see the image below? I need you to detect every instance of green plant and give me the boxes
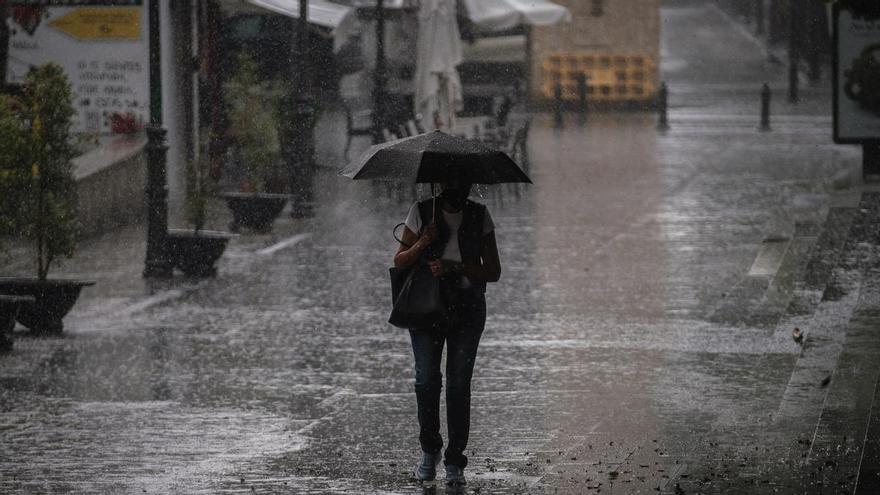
[0,94,28,260]
[185,134,216,233]
[9,63,80,280]
[225,51,282,193]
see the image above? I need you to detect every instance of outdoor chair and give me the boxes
[344,104,374,160]
[510,118,531,173]
[405,120,419,136]
[382,128,398,142]
[494,96,513,127]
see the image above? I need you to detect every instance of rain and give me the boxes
[1,0,879,494]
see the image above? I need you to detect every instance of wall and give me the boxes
[75,137,148,237]
[529,0,662,105]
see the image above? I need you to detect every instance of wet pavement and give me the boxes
[2,4,880,494]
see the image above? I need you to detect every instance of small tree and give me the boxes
[225,51,281,192]
[0,94,29,260]
[15,63,80,280]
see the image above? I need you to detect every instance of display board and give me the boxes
[833,0,880,143]
[6,1,148,134]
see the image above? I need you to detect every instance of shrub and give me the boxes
[224,51,282,192]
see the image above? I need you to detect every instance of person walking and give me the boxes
[393,180,501,487]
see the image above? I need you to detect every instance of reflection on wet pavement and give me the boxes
[0,4,871,495]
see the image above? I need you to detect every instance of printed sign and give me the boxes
[833,1,880,143]
[6,2,148,134]
[50,8,141,40]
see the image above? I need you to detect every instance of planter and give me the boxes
[166,229,234,278]
[0,295,35,351]
[218,192,288,233]
[0,279,94,335]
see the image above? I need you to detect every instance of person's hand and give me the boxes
[428,259,446,277]
[429,259,461,278]
[417,223,438,249]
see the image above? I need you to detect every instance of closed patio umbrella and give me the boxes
[414,0,463,132]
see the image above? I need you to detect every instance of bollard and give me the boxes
[554,82,564,127]
[576,72,588,116]
[788,58,799,104]
[788,3,799,104]
[760,83,771,131]
[864,143,880,179]
[657,82,669,131]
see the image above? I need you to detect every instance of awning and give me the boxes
[461,0,571,31]
[462,35,526,64]
[221,0,351,29]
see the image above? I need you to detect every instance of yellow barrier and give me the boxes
[541,53,658,102]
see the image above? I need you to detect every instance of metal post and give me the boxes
[372,0,388,142]
[553,82,564,128]
[760,83,771,131]
[144,0,172,278]
[756,0,765,35]
[864,143,880,179]
[524,25,533,110]
[657,82,669,130]
[769,0,782,44]
[0,1,9,87]
[806,1,821,83]
[576,72,588,117]
[788,0,800,103]
[286,0,315,218]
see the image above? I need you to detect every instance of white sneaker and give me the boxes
[445,464,466,486]
[413,451,441,481]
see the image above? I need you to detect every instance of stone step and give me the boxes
[763,194,880,492]
[784,193,880,493]
[707,222,822,329]
[804,207,860,292]
[807,314,880,493]
[767,208,857,339]
[855,364,880,494]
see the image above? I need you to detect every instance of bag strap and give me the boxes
[393,222,413,248]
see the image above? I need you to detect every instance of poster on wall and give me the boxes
[6,1,148,134]
[834,1,880,143]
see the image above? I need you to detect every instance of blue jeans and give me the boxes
[409,291,486,469]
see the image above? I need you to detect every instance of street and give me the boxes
[1,3,878,494]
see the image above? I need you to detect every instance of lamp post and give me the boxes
[143,0,173,278]
[0,2,8,86]
[787,0,799,104]
[284,0,316,218]
[755,0,764,36]
[372,0,388,142]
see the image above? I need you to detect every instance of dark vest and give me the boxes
[417,198,487,294]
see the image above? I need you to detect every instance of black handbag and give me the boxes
[388,223,446,328]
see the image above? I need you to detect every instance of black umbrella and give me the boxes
[339,130,532,184]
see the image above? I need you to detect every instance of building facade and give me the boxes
[529,0,662,106]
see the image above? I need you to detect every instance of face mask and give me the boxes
[439,189,468,210]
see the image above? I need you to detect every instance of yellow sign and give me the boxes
[50,8,141,41]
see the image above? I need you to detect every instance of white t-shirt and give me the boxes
[404,201,495,262]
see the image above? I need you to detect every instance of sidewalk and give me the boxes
[1,3,880,495]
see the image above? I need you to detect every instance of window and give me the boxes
[591,0,603,17]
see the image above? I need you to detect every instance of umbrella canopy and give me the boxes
[219,0,350,29]
[414,0,463,131]
[340,131,532,184]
